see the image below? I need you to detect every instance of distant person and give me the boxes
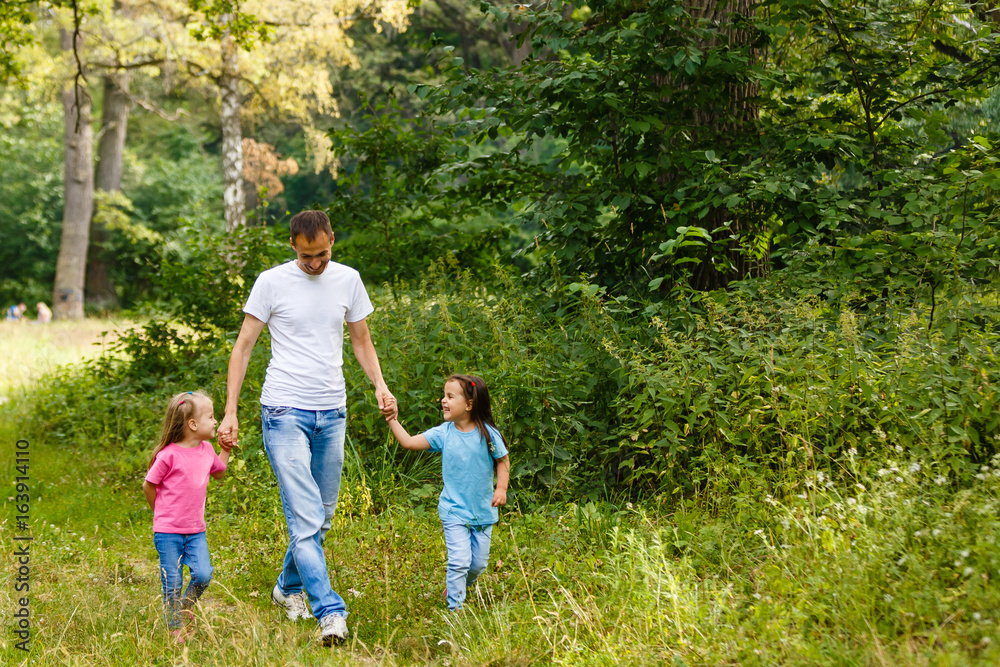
[5,302,26,321]
[218,210,396,645]
[143,391,232,643]
[386,374,510,611]
[36,302,52,324]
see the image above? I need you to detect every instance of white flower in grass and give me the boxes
[935,476,947,486]
[973,612,982,621]
[883,594,893,603]
[961,549,971,558]
[895,445,903,453]
[965,567,975,577]
[848,447,858,458]
[873,427,886,441]
[878,468,890,477]
[909,463,921,473]
[932,528,942,537]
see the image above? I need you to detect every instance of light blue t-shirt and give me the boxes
[422,422,509,526]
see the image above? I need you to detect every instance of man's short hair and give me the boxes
[289,210,333,242]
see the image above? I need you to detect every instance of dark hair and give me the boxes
[289,210,333,243]
[149,391,210,468]
[447,374,505,463]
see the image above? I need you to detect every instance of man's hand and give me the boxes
[218,414,239,450]
[377,385,398,421]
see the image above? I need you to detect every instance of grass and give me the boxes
[0,320,125,397]
[2,320,1000,665]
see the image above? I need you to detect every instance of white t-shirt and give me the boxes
[243,260,374,410]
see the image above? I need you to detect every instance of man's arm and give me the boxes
[218,314,265,449]
[347,318,397,420]
[142,481,157,509]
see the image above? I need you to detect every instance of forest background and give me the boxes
[3,0,1000,664]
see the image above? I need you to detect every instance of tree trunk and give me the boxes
[220,32,245,231]
[682,0,766,291]
[53,29,94,320]
[87,72,130,308]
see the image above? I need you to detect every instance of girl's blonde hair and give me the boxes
[148,391,210,469]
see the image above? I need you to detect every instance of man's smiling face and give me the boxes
[291,231,334,275]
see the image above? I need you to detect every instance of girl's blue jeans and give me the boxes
[443,522,493,610]
[261,405,348,621]
[153,531,213,629]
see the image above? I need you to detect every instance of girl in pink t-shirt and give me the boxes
[143,391,231,640]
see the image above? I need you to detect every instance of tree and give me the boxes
[52,28,94,319]
[188,0,414,229]
[87,71,130,307]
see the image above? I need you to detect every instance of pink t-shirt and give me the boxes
[145,441,226,534]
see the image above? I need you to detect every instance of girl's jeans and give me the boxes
[154,532,213,629]
[443,522,493,610]
[261,405,348,620]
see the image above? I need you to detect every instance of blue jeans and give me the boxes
[153,532,213,629]
[443,522,493,610]
[261,405,347,620]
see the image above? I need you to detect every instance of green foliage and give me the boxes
[155,221,289,334]
[0,98,64,307]
[327,95,515,284]
[0,99,227,309]
[185,0,273,49]
[38,241,1000,505]
[613,279,1000,500]
[329,0,1000,295]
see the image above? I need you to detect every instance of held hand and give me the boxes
[491,489,507,507]
[377,386,398,421]
[218,414,239,450]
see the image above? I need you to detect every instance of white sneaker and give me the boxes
[271,584,312,620]
[319,613,348,645]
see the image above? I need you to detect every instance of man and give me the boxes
[218,210,396,645]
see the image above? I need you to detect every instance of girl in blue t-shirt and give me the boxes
[387,374,510,610]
